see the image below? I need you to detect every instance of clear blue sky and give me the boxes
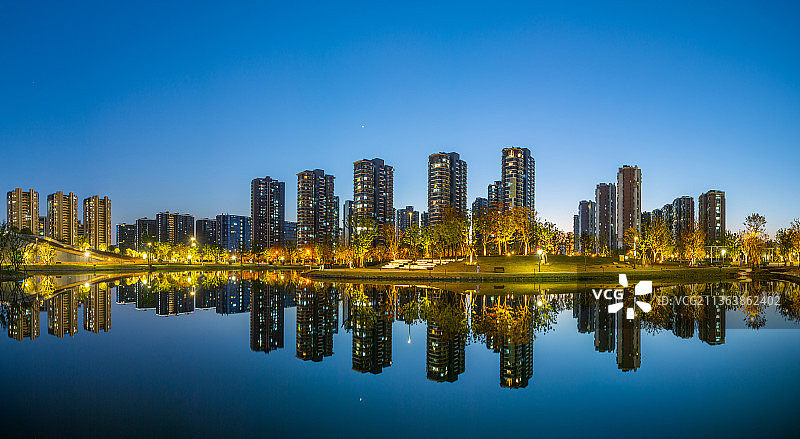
[2,1,798,236]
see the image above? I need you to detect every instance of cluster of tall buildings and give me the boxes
[117,212,256,253]
[572,165,641,253]
[11,146,538,255]
[6,188,111,249]
[471,147,536,219]
[646,190,726,245]
[573,166,727,253]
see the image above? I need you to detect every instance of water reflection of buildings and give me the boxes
[251,282,285,354]
[156,290,195,316]
[473,295,501,352]
[216,279,251,315]
[194,287,218,310]
[427,291,465,383]
[698,303,725,345]
[616,306,641,372]
[48,289,79,338]
[594,296,615,353]
[351,286,393,374]
[84,284,111,333]
[573,285,733,373]
[296,284,338,362]
[7,301,40,341]
[500,297,534,389]
[116,282,138,304]
[672,303,694,339]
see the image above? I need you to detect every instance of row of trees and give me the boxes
[0,223,59,271]
[329,206,567,268]
[618,213,799,267]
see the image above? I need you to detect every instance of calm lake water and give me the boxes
[1,270,799,438]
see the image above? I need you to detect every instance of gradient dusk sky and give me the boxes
[2,1,798,236]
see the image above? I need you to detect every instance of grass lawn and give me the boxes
[432,254,679,273]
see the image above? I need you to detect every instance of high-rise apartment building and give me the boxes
[297,169,338,246]
[427,152,467,224]
[116,224,136,251]
[156,212,195,245]
[83,195,111,250]
[195,218,217,246]
[575,200,597,254]
[652,203,673,230]
[353,158,394,227]
[698,190,726,244]
[342,200,354,245]
[251,177,285,251]
[396,206,419,234]
[487,181,502,206]
[135,218,157,250]
[471,197,489,217]
[615,165,641,249]
[6,188,39,234]
[672,196,695,244]
[216,214,252,252]
[501,147,535,211]
[47,191,78,245]
[595,183,616,252]
[282,221,297,246]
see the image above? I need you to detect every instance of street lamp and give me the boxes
[721,249,726,266]
[633,236,638,269]
[537,248,543,273]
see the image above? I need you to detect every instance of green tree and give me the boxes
[76,235,90,251]
[402,225,422,261]
[681,223,706,266]
[352,217,378,268]
[493,209,515,255]
[35,242,56,265]
[742,213,767,266]
[153,242,172,262]
[640,217,671,263]
[471,205,495,256]
[512,206,536,255]
[380,223,400,261]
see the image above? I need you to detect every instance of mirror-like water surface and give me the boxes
[1,271,799,438]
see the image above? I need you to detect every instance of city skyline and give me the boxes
[2,2,799,236]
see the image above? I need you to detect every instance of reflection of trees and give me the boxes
[347,285,393,374]
[472,295,555,344]
[425,290,465,382]
[0,281,40,341]
[296,283,338,362]
[777,281,800,322]
[740,282,767,329]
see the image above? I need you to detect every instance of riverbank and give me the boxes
[0,270,28,281]
[13,263,308,276]
[304,265,743,283]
